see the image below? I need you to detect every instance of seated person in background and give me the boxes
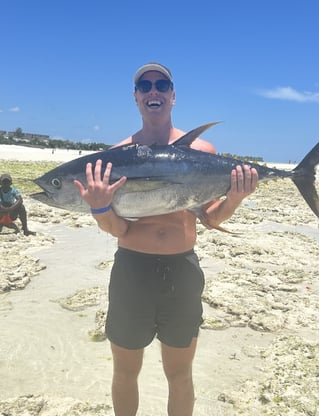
[0,173,36,236]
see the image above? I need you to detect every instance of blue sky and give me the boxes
[1,0,318,162]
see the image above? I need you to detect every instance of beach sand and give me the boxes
[0,144,97,163]
[0,146,318,415]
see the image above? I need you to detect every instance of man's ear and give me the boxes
[171,91,176,105]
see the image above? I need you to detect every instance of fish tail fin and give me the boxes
[292,142,319,218]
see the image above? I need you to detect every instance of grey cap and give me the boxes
[134,62,173,84]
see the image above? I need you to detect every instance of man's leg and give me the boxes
[0,213,19,233]
[17,204,36,236]
[110,342,144,416]
[161,337,197,416]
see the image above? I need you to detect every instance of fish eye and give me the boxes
[51,178,62,189]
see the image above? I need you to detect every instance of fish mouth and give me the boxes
[30,191,67,210]
[30,191,53,202]
[31,179,55,204]
[31,179,52,200]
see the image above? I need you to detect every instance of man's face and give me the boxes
[134,71,175,117]
[1,180,11,191]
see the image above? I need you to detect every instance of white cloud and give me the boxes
[9,106,20,112]
[93,125,100,131]
[257,86,319,103]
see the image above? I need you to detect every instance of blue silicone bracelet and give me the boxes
[90,205,112,214]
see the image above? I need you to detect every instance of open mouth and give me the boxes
[31,180,54,202]
[147,100,161,108]
[30,191,51,201]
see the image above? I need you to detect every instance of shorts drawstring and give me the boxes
[156,259,174,294]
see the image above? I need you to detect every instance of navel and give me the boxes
[157,228,167,239]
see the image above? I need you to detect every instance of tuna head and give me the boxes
[32,169,89,211]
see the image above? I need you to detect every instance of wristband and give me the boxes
[90,205,112,214]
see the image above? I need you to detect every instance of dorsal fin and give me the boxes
[172,121,222,146]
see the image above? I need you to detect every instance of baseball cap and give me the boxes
[134,62,173,84]
[0,173,12,183]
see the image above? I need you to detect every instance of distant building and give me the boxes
[1,130,50,145]
[20,132,50,145]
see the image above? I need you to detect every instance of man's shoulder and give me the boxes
[190,138,217,154]
[110,136,133,149]
[9,186,20,196]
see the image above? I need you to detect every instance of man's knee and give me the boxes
[9,204,25,220]
[18,203,27,215]
[111,343,144,380]
[9,213,19,221]
[161,338,197,384]
[165,366,193,386]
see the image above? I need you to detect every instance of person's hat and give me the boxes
[0,173,12,184]
[134,62,173,84]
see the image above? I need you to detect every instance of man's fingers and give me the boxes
[103,162,112,184]
[110,176,127,192]
[93,159,103,183]
[251,168,258,190]
[243,165,251,192]
[86,162,94,184]
[231,165,258,194]
[73,180,85,194]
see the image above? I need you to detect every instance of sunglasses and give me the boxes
[135,79,173,93]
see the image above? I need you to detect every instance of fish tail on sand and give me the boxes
[291,142,319,218]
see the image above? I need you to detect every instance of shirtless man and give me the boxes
[75,63,258,416]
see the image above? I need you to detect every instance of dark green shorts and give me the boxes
[106,247,205,349]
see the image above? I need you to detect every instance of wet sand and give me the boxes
[0,147,318,415]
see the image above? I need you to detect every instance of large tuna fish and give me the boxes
[32,122,319,220]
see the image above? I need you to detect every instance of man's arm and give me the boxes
[202,165,258,229]
[8,195,23,211]
[91,209,130,237]
[0,193,23,213]
[191,138,258,229]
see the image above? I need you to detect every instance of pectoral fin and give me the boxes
[190,207,240,234]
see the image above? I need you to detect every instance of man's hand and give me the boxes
[226,165,258,204]
[74,160,127,209]
[194,164,259,231]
